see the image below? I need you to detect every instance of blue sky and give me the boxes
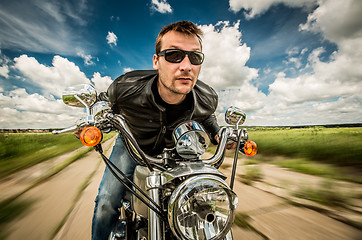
[0,0,361,128]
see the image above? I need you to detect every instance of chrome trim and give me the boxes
[62,84,97,108]
[202,127,232,165]
[225,106,246,128]
[133,166,150,218]
[52,116,91,135]
[168,175,238,240]
[163,162,226,183]
[52,125,77,135]
[173,121,209,159]
[147,171,163,240]
[91,101,111,119]
[105,113,163,164]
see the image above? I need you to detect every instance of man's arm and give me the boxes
[201,113,220,145]
[202,113,237,149]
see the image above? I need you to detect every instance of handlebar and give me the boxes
[105,112,232,166]
[52,125,78,135]
[53,111,236,167]
[203,127,231,165]
[104,113,163,165]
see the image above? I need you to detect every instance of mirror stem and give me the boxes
[74,95,91,115]
[229,129,242,190]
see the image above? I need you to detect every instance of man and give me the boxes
[92,20,221,240]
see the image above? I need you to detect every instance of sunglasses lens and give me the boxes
[165,50,186,63]
[188,52,204,65]
[161,49,204,65]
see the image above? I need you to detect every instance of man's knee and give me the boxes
[94,194,119,217]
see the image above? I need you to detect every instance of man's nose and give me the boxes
[179,54,192,71]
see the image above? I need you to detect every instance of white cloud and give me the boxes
[198,21,265,123]
[301,48,308,55]
[267,0,362,106]
[77,50,95,66]
[0,55,107,128]
[299,0,362,44]
[199,21,259,90]
[215,0,362,126]
[1,88,72,114]
[106,32,118,47]
[284,47,307,69]
[150,0,173,14]
[0,54,97,128]
[0,65,9,78]
[227,0,362,126]
[0,53,119,128]
[0,89,84,129]
[14,55,90,98]
[123,67,134,73]
[0,52,11,78]
[229,0,316,19]
[91,72,113,93]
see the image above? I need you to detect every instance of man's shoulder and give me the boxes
[193,80,218,111]
[115,70,157,84]
[194,80,217,98]
[107,70,157,105]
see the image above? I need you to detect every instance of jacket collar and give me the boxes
[145,72,196,116]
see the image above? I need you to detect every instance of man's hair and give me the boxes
[155,20,204,54]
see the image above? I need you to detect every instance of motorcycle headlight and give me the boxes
[168,175,238,240]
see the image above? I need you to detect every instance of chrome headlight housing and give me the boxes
[173,121,209,159]
[168,175,238,240]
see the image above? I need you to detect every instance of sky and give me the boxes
[0,0,361,128]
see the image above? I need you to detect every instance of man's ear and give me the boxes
[153,54,159,70]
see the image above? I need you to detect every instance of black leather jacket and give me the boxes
[107,70,220,155]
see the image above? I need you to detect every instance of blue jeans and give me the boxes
[92,134,137,240]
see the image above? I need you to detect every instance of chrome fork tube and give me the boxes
[146,171,163,240]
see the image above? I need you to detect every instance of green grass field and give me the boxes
[1,127,361,180]
[0,132,116,179]
[207,127,362,183]
[248,127,362,166]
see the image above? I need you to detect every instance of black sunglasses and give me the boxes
[158,49,204,65]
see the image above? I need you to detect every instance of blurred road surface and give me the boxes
[1,137,361,240]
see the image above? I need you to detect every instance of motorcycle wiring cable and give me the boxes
[94,144,167,222]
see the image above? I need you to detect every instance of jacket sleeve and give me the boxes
[201,113,220,145]
[106,74,122,114]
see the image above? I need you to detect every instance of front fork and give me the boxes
[146,171,164,240]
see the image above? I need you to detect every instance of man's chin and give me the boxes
[174,85,193,95]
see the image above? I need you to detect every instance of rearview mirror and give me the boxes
[62,84,97,108]
[225,106,246,127]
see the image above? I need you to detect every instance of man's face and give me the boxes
[153,31,202,100]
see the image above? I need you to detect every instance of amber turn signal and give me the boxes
[80,126,103,147]
[242,140,257,157]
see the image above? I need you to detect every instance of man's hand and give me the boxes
[73,128,83,139]
[214,135,237,150]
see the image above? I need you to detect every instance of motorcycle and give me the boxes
[53,84,257,240]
